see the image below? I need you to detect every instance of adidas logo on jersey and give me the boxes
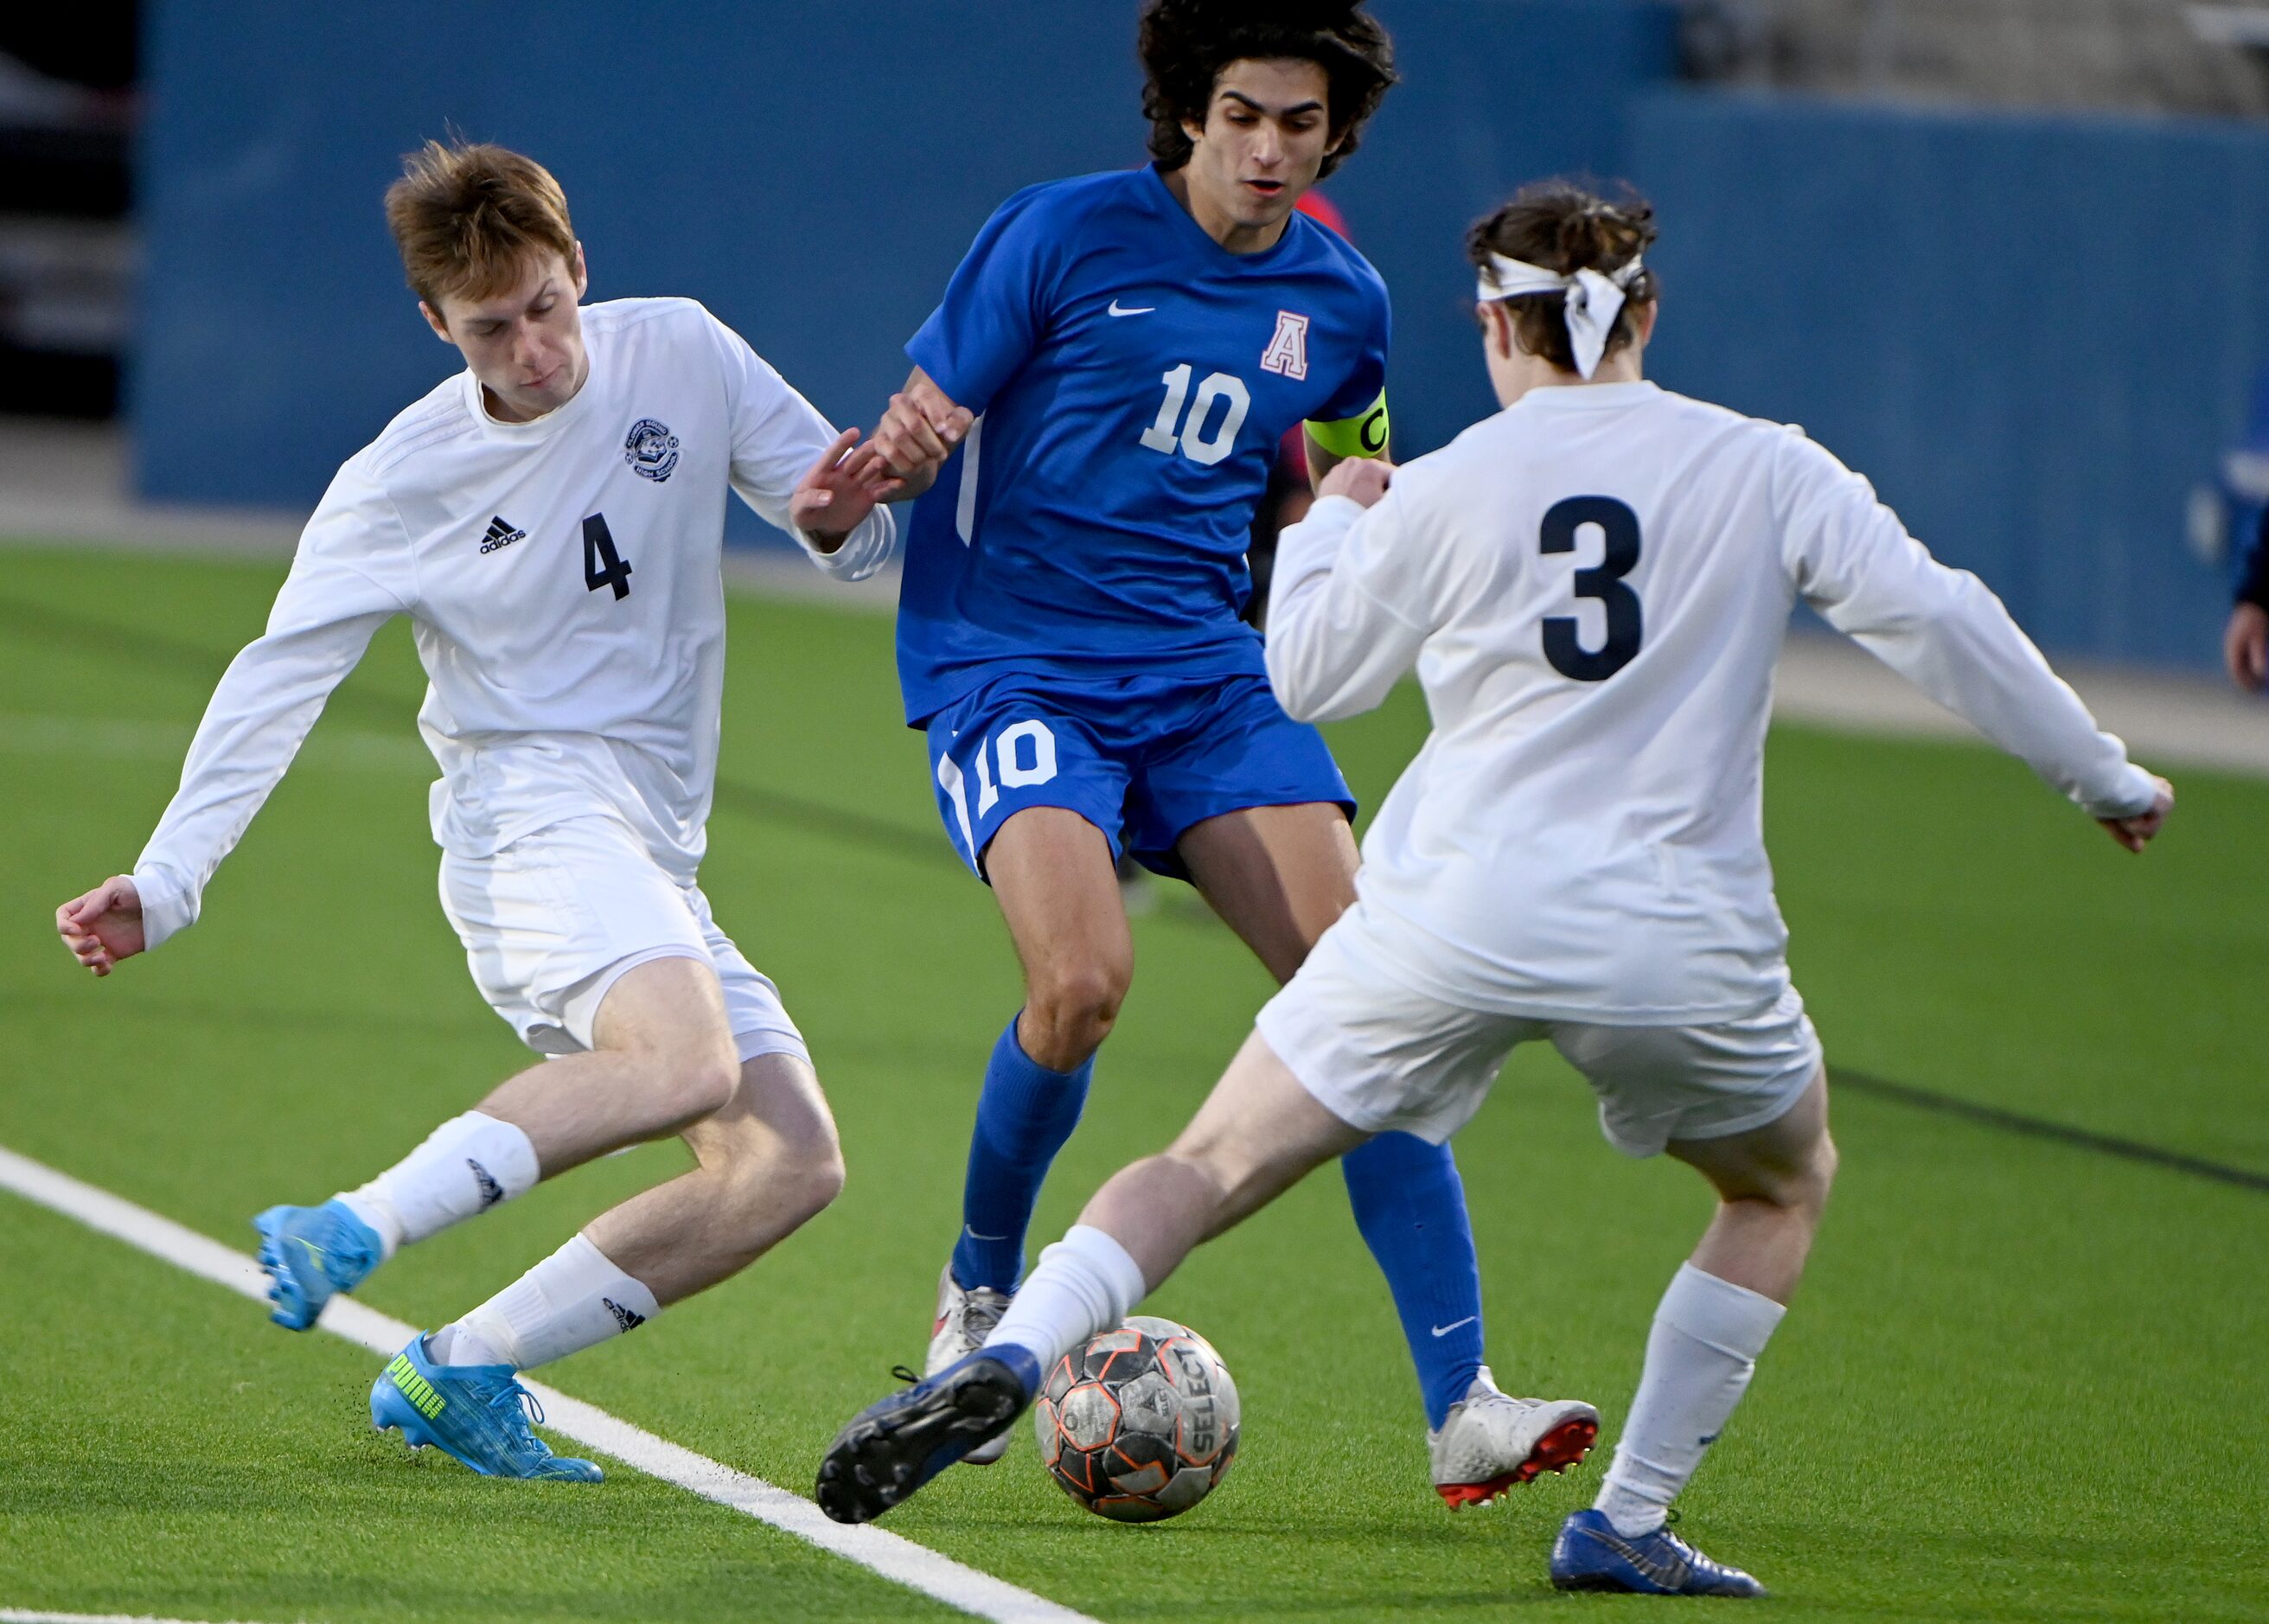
[477,515,527,555]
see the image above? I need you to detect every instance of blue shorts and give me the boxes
[924,671,1355,881]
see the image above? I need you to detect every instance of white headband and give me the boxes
[1476,252,1646,380]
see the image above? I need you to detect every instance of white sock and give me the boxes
[336,1111,539,1256]
[444,1233,660,1371]
[425,1322,503,1367]
[1595,1263,1786,1538]
[984,1224,1147,1371]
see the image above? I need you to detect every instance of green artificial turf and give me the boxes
[0,544,2263,1621]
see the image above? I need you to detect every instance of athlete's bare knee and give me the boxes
[687,1048,744,1120]
[1703,1122,1836,1222]
[1767,1111,1838,1214]
[777,1120,847,1225]
[1789,1128,1838,1215]
[1023,960,1129,1066]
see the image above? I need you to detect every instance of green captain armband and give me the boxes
[1305,391,1390,461]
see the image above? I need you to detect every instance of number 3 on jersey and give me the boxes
[1540,496,1642,681]
[583,513,633,601]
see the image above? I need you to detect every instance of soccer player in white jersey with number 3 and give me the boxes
[54,142,932,1481]
[817,180,2174,1588]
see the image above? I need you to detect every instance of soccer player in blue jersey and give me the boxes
[847,0,1595,1505]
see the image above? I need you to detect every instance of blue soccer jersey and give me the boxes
[896,166,1391,724]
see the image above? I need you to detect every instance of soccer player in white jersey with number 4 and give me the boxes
[817,180,2174,1589]
[54,142,929,1481]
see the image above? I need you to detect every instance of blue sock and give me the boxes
[1341,1132,1486,1429]
[949,1014,1095,1294]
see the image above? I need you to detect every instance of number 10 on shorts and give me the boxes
[937,720,1059,859]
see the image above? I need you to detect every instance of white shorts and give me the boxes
[438,815,809,1066]
[1256,917,1821,1158]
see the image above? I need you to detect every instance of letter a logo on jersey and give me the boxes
[1260,310,1310,380]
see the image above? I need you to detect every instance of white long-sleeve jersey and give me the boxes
[1269,379,2157,1023]
[131,297,894,949]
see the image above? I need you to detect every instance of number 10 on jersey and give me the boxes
[936,720,1060,862]
[1141,365,1250,467]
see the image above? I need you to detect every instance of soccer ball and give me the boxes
[1032,1314,1241,1523]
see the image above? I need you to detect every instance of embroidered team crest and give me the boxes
[1260,310,1310,380]
[624,418,681,482]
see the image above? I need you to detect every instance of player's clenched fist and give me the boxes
[868,368,975,496]
[2097,774,2174,854]
[1318,454,1393,509]
[56,875,144,976]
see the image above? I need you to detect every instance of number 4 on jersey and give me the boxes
[583,513,633,600]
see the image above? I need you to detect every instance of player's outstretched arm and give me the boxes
[867,368,974,498]
[108,464,408,958]
[1778,433,2167,841]
[56,876,144,977]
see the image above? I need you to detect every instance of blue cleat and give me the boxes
[1550,1509,1767,1596]
[815,1347,1041,1524]
[253,1200,382,1330]
[369,1334,602,1482]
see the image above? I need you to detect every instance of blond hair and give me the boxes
[384,140,576,314]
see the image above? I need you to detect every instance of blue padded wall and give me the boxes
[134,0,1676,523]
[1629,91,2269,669]
[140,5,2257,667]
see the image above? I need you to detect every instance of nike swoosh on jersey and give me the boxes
[1430,1316,1478,1338]
[1107,301,1155,316]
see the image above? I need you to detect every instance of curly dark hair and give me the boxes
[1138,0,1397,180]
[1467,179,1660,373]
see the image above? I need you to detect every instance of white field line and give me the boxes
[0,1145,1097,1624]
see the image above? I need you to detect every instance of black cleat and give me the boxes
[815,1351,1038,1524]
